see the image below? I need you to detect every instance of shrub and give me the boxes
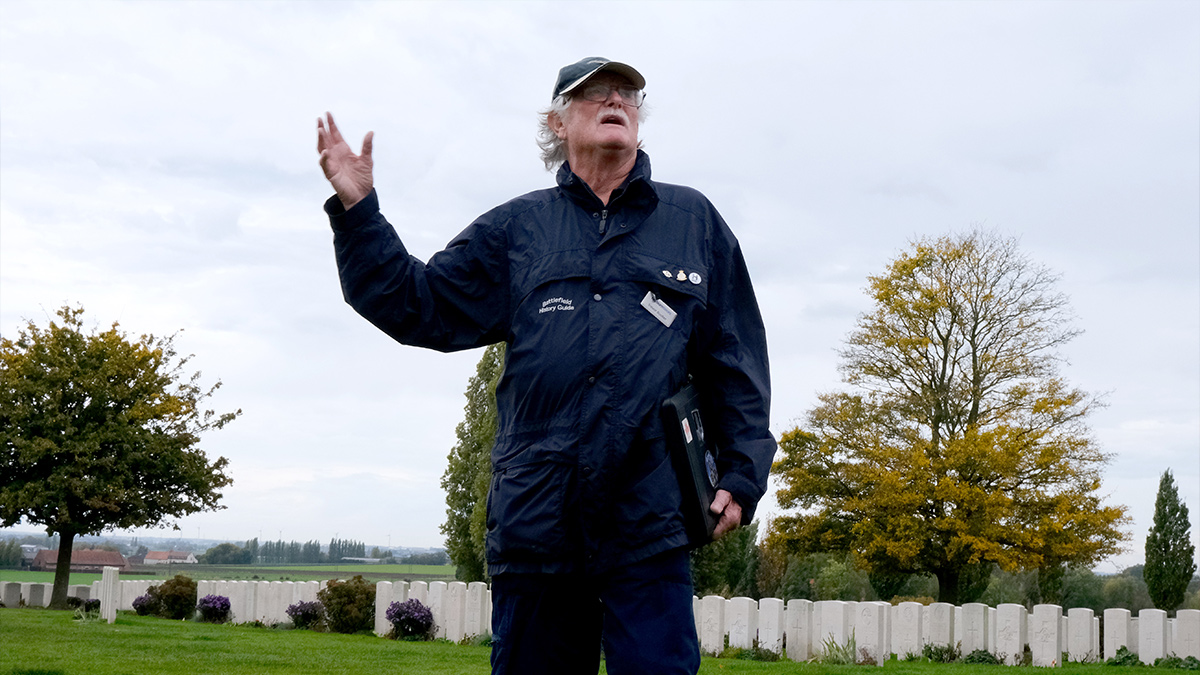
[922,641,962,663]
[1155,656,1200,670]
[318,576,375,634]
[386,598,435,640]
[132,592,160,616]
[286,601,325,630]
[196,594,231,623]
[155,575,199,620]
[964,648,1001,665]
[1106,646,1143,667]
[819,634,858,665]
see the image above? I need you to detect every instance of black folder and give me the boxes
[661,382,720,543]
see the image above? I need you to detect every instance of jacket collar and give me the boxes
[556,149,658,211]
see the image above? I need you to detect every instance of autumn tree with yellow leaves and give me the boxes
[769,231,1128,605]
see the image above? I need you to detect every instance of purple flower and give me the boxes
[386,599,434,639]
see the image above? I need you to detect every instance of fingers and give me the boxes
[711,489,743,539]
[361,131,374,160]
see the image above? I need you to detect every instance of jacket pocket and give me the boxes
[485,460,575,562]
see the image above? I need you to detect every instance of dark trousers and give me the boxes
[489,548,701,675]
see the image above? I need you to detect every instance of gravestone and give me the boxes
[786,599,814,662]
[1104,608,1132,660]
[727,597,758,650]
[996,603,1028,665]
[1176,610,1200,660]
[962,603,990,655]
[409,581,428,606]
[1067,608,1095,663]
[989,607,997,656]
[927,602,956,649]
[445,582,467,643]
[375,581,395,636]
[68,584,91,600]
[99,566,119,624]
[693,597,702,644]
[856,601,888,665]
[1030,604,1063,667]
[2,582,22,608]
[955,606,964,650]
[698,595,726,655]
[1139,609,1170,665]
[893,601,924,659]
[466,582,489,639]
[759,598,785,655]
[26,583,48,608]
[428,581,447,639]
[814,600,851,656]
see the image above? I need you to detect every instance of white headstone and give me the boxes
[893,601,924,659]
[1,582,22,607]
[1103,608,1132,660]
[428,581,447,639]
[27,583,49,608]
[465,582,488,639]
[254,581,273,624]
[1176,610,1200,660]
[927,602,956,648]
[996,603,1028,666]
[409,581,428,606]
[816,600,852,655]
[759,598,785,655]
[445,582,467,643]
[1031,604,1063,667]
[1131,617,1140,655]
[857,601,888,665]
[786,599,814,662]
[1067,608,1095,663]
[962,603,990,655]
[698,595,726,655]
[955,605,964,650]
[375,581,394,637]
[100,566,119,623]
[989,606,998,656]
[1139,608,1169,665]
[693,596,702,644]
[727,597,758,650]
[68,584,90,600]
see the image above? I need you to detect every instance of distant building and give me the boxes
[31,549,129,572]
[144,550,197,565]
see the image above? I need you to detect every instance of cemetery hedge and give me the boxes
[0,609,1165,675]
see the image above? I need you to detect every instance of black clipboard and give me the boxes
[661,381,720,543]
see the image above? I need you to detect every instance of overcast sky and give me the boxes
[1,1,1196,571]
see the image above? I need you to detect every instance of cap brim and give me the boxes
[558,60,645,97]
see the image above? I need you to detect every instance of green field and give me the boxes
[0,608,1158,675]
[0,563,457,586]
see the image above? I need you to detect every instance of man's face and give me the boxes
[553,72,640,158]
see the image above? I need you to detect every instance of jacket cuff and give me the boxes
[717,473,760,526]
[325,189,380,232]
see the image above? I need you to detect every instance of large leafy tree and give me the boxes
[440,342,504,582]
[1144,469,1197,610]
[770,231,1128,604]
[0,306,239,608]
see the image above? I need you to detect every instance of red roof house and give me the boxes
[31,549,129,572]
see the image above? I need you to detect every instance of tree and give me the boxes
[440,343,504,582]
[0,306,239,608]
[770,231,1128,604]
[201,542,252,565]
[1144,469,1197,611]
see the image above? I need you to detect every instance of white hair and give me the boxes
[536,94,650,172]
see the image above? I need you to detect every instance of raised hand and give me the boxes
[317,112,374,211]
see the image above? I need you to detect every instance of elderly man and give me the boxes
[317,57,774,674]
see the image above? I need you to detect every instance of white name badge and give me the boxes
[641,291,677,328]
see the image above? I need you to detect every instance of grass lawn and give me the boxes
[0,608,1156,675]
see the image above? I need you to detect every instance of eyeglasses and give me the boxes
[576,82,645,108]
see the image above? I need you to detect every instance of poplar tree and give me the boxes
[440,343,504,582]
[771,231,1128,604]
[1144,469,1197,611]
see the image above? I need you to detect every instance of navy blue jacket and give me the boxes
[327,151,775,575]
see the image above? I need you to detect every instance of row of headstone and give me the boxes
[0,582,93,608]
[692,596,1200,666]
[373,580,491,641]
